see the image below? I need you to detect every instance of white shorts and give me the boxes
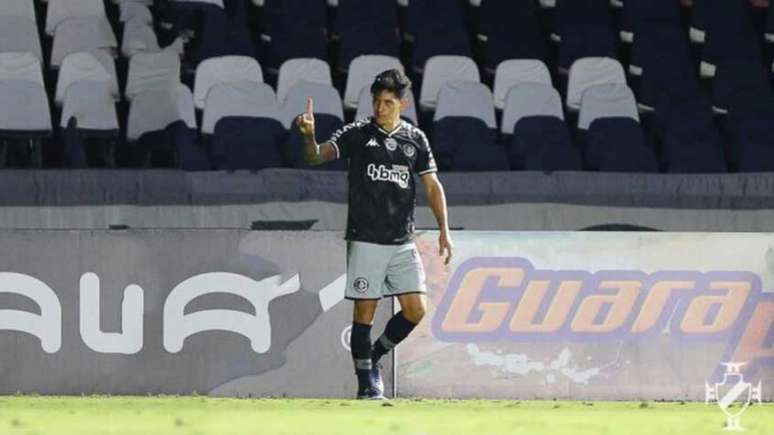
[345,240,427,300]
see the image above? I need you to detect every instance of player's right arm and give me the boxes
[295,98,338,166]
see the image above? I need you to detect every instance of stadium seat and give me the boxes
[586,117,655,171]
[629,24,691,77]
[210,116,287,171]
[433,81,497,129]
[733,119,774,172]
[201,81,277,135]
[577,84,639,131]
[60,81,119,135]
[194,56,263,109]
[189,1,255,67]
[118,1,153,25]
[660,102,728,173]
[0,79,52,167]
[712,61,771,114]
[125,46,182,101]
[500,84,564,136]
[0,17,43,63]
[51,17,118,69]
[619,0,681,44]
[355,86,419,126]
[46,0,109,36]
[56,52,119,107]
[121,18,162,58]
[0,0,37,21]
[511,116,580,170]
[555,0,617,71]
[478,0,546,74]
[128,84,198,142]
[0,52,44,86]
[343,55,404,109]
[700,11,760,79]
[334,0,400,71]
[433,117,509,171]
[566,57,626,110]
[261,0,328,71]
[276,58,333,103]
[492,60,552,110]
[407,0,472,73]
[432,82,505,171]
[419,56,480,111]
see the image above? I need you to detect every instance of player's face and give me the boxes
[372,90,407,128]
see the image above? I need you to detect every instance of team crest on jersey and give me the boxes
[366,138,379,148]
[384,138,398,151]
[353,277,369,293]
[401,143,416,158]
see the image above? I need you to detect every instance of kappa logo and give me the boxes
[366,138,379,148]
[366,163,410,189]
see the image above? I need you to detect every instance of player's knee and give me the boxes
[403,303,426,324]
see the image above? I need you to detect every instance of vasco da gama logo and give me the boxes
[432,258,774,379]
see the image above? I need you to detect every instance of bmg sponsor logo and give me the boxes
[432,257,774,379]
[367,163,410,189]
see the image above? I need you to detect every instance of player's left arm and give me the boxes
[421,173,453,265]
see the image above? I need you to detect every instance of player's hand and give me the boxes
[439,230,453,265]
[295,97,315,137]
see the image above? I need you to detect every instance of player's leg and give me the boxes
[345,241,391,399]
[373,242,427,364]
[351,299,379,398]
[372,292,426,364]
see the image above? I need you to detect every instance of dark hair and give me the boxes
[370,69,412,99]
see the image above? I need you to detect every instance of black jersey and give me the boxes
[328,117,437,245]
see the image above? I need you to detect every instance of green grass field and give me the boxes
[0,396,771,435]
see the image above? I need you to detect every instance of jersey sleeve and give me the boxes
[326,121,362,159]
[415,130,438,175]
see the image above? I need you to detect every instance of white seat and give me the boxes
[0,17,43,63]
[566,57,626,111]
[355,86,419,126]
[171,0,225,8]
[493,60,552,110]
[0,79,52,132]
[60,80,118,130]
[577,83,639,130]
[276,58,332,103]
[500,83,564,135]
[194,55,264,109]
[125,46,182,101]
[0,52,44,86]
[56,52,119,106]
[0,0,37,21]
[419,55,480,111]
[128,84,197,141]
[280,82,343,129]
[122,19,161,58]
[202,81,277,134]
[46,0,108,36]
[343,55,404,109]
[119,1,153,24]
[433,81,496,129]
[51,16,117,69]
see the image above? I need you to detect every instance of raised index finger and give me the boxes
[306,98,314,115]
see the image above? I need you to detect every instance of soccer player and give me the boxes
[296,69,453,400]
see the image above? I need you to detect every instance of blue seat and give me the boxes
[408,0,471,72]
[433,117,508,171]
[661,108,728,173]
[191,4,255,67]
[713,61,771,114]
[136,121,211,170]
[586,117,653,172]
[210,116,286,170]
[620,0,681,41]
[509,116,576,170]
[734,119,774,172]
[478,0,545,73]
[262,0,327,71]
